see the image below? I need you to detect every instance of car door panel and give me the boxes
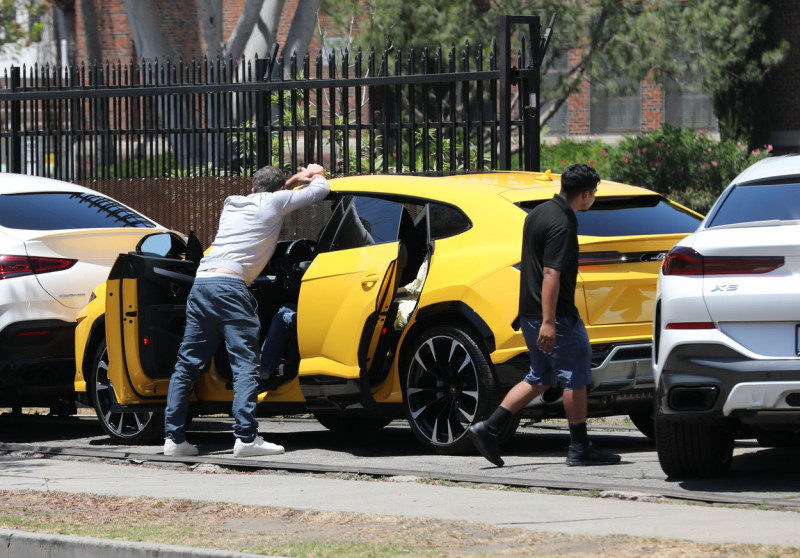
[297,241,400,380]
[105,252,196,402]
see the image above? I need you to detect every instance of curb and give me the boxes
[0,529,284,558]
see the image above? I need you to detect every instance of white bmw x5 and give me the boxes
[653,155,800,478]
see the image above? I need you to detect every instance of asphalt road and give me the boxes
[1,412,798,508]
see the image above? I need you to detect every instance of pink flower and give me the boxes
[711,161,718,167]
[737,141,745,150]
[642,147,648,153]
[701,162,709,169]
[752,149,761,157]
[623,157,629,164]
[767,144,774,152]
[698,129,704,135]
[707,147,712,153]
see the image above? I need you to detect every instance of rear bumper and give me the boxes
[590,342,654,393]
[495,341,656,417]
[656,343,800,424]
[0,320,76,405]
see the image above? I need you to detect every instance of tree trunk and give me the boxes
[197,0,223,60]
[282,0,320,65]
[222,0,266,60]
[243,0,285,66]
[122,0,175,62]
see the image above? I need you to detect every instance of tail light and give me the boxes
[662,246,784,276]
[0,255,77,279]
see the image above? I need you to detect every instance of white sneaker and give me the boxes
[164,439,199,456]
[233,435,284,458]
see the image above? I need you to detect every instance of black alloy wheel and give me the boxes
[89,339,164,444]
[403,325,500,454]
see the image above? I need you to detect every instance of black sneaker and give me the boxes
[468,421,504,467]
[566,442,621,466]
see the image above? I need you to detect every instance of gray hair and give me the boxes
[252,166,286,193]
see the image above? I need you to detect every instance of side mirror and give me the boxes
[137,232,187,258]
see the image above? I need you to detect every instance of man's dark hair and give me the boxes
[560,163,600,199]
[252,166,286,193]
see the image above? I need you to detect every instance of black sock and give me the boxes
[568,422,588,447]
[485,406,512,435]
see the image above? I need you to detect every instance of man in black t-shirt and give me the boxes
[468,164,620,467]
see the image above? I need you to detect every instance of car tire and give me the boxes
[629,409,655,440]
[655,418,734,478]
[312,411,394,434]
[402,324,500,455]
[89,339,164,445]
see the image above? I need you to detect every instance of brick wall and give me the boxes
[641,76,663,132]
[74,0,304,63]
[567,49,590,135]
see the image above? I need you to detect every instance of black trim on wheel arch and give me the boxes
[413,302,496,354]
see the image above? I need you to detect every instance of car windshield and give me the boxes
[0,192,157,230]
[519,195,701,236]
[707,182,800,227]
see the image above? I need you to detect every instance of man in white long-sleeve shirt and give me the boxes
[164,164,330,458]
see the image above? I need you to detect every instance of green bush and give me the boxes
[605,125,719,195]
[541,138,612,177]
[541,125,773,214]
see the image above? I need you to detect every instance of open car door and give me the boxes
[296,195,418,406]
[104,232,197,403]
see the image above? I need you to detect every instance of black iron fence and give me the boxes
[0,15,549,244]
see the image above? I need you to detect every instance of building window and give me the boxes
[542,50,568,136]
[590,76,641,135]
[664,80,717,130]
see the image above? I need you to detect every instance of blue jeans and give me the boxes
[164,276,261,443]
[260,303,297,372]
[521,315,592,390]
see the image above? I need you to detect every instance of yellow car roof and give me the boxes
[328,171,658,204]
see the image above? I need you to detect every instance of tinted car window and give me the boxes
[707,182,800,227]
[352,197,405,244]
[519,195,701,236]
[428,203,471,239]
[324,196,407,251]
[0,192,156,230]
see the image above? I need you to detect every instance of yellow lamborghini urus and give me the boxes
[74,171,702,453]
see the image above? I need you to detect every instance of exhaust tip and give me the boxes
[668,386,719,411]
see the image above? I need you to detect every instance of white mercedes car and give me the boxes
[653,155,800,478]
[0,173,164,413]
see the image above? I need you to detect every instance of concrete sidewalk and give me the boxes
[1,455,799,551]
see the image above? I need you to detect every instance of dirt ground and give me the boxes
[1,489,798,557]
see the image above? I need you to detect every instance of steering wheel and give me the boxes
[285,238,316,267]
[282,239,316,294]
